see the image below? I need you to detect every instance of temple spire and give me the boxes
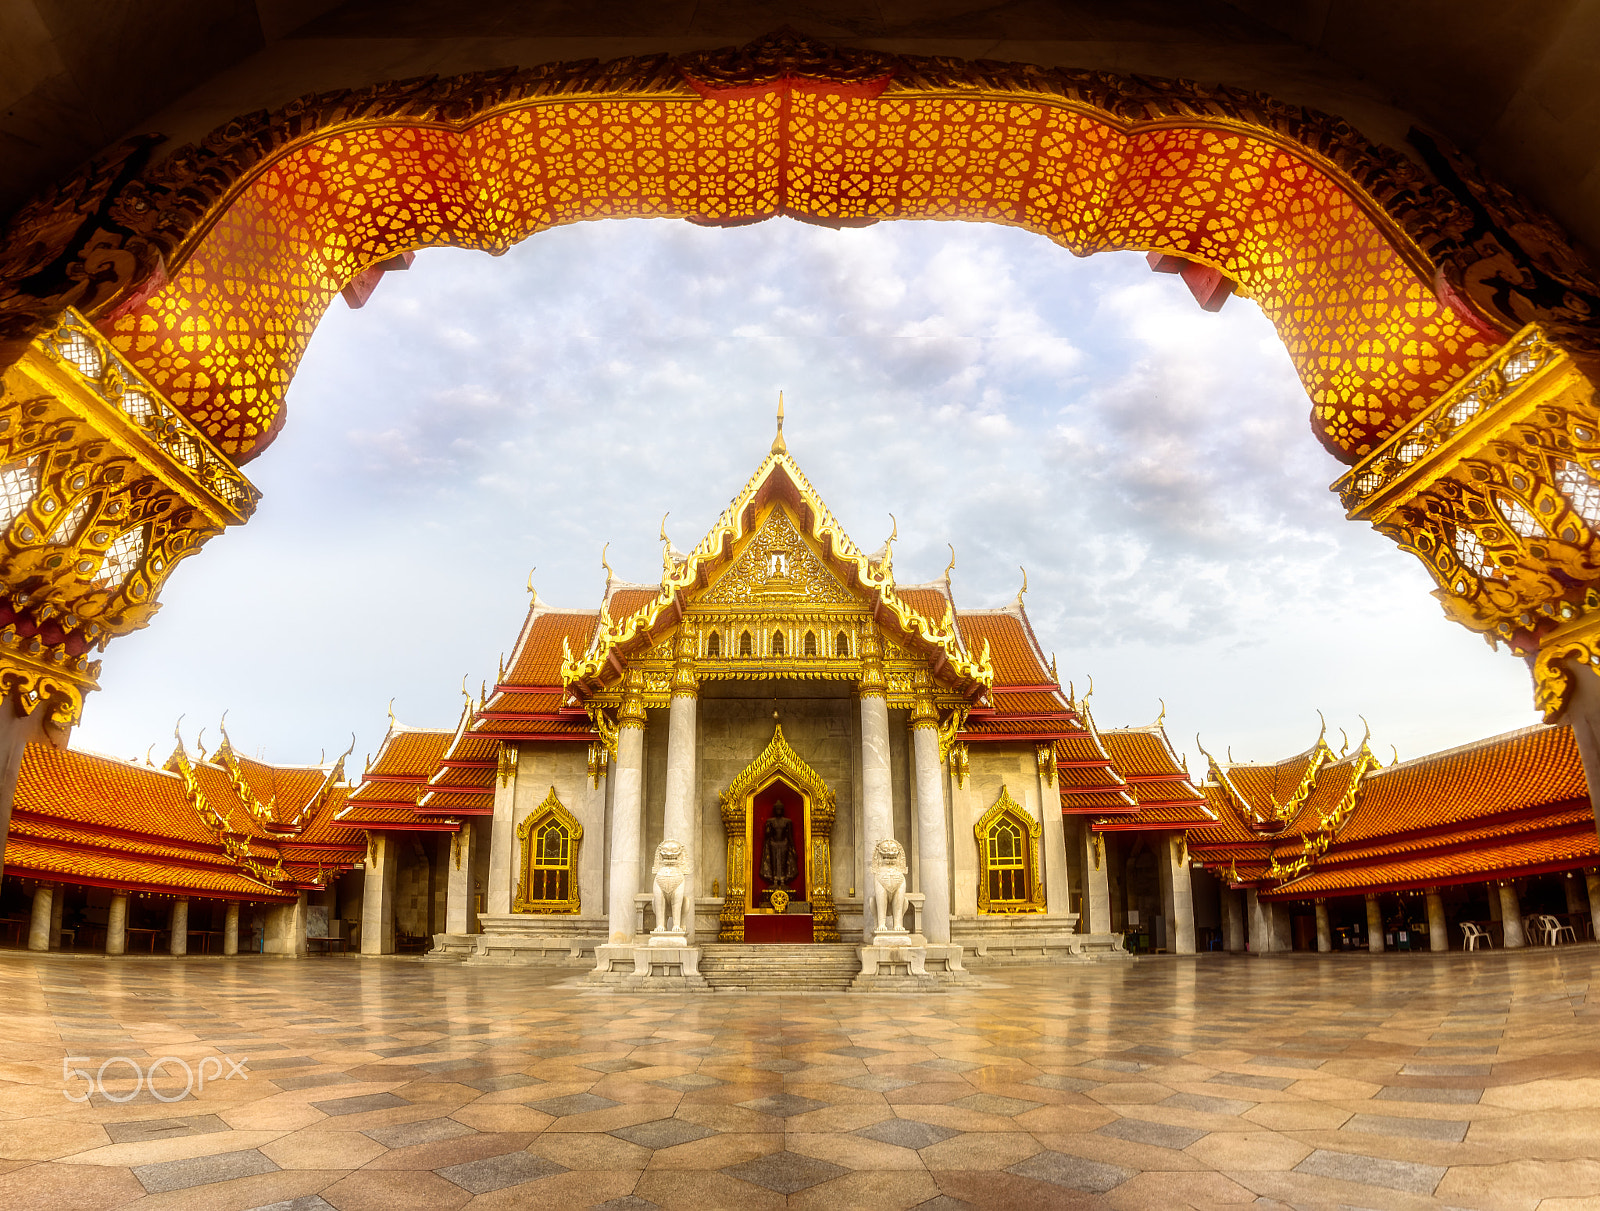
[771,391,786,454]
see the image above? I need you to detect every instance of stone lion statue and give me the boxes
[870,837,909,935]
[651,839,690,936]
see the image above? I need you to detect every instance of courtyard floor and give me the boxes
[0,949,1597,1210]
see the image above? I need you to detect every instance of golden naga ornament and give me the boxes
[1336,325,1600,718]
[0,309,256,724]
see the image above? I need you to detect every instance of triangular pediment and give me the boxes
[692,505,863,609]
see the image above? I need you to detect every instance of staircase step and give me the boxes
[696,942,861,990]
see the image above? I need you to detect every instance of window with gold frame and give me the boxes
[514,788,582,914]
[974,785,1046,914]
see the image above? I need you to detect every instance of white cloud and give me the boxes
[73,218,1536,774]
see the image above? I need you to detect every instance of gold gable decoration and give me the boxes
[514,787,582,914]
[697,507,857,607]
[560,452,993,697]
[974,784,1046,915]
[716,723,839,943]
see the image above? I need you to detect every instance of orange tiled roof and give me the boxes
[955,608,1051,687]
[502,608,600,687]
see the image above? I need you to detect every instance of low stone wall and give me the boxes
[456,913,609,966]
[952,914,1129,964]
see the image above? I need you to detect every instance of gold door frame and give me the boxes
[718,723,839,943]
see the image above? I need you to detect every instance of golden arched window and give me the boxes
[739,629,753,656]
[515,789,582,913]
[771,629,785,655]
[706,630,721,657]
[835,630,849,656]
[975,786,1045,914]
[804,630,818,656]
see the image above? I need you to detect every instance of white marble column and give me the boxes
[49,886,64,949]
[106,891,127,955]
[1498,882,1526,948]
[607,674,648,944]
[27,883,52,951]
[265,890,307,957]
[859,692,893,937]
[911,717,950,943]
[168,898,189,956]
[1314,900,1332,952]
[1080,828,1111,934]
[1586,872,1600,940]
[445,823,477,935]
[1222,887,1245,952]
[1426,890,1448,951]
[223,901,239,955]
[1034,747,1071,917]
[361,833,398,955]
[662,629,699,937]
[1157,833,1195,954]
[1365,893,1384,953]
[487,743,517,915]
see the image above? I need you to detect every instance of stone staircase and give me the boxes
[697,943,861,991]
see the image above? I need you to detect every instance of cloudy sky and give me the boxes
[73,218,1536,774]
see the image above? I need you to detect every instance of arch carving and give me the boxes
[717,722,838,943]
[514,787,582,914]
[1,31,1593,464]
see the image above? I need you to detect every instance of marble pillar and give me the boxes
[1586,872,1600,940]
[361,834,398,955]
[445,822,477,935]
[662,653,698,938]
[1080,828,1111,934]
[49,885,63,949]
[1498,883,1526,948]
[911,719,950,943]
[1247,889,1287,953]
[1365,893,1384,953]
[1157,833,1195,954]
[607,676,647,944]
[106,891,127,955]
[265,891,307,957]
[859,675,893,937]
[487,744,517,916]
[1222,887,1245,952]
[1426,890,1448,952]
[223,901,239,955]
[27,883,52,951]
[1314,900,1331,952]
[1036,748,1070,916]
[168,898,188,955]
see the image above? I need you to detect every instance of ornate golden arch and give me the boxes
[975,784,1045,915]
[514,787,582,914]
[717,723,838,942]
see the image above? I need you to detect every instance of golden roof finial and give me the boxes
[944,543,956,582]
[387,697,396,729]
[1154,698,1167,728]
[1390,744,1400,767]
[1339,728,1349,756]
[526,566,536,597]
[1358,714,1372,751]
[771,391,786,454]
[145,744,155,767]
[460,674,470,704]
[1018,565,1028,600]
[600,542,613,588]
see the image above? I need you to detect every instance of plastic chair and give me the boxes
[1546,914,1578,945]
[1462,922,1491,951]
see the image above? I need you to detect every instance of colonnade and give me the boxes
[21,883,244,955]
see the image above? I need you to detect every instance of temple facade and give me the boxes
[342,427,1219,982]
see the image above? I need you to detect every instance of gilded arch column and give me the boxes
[607,668,647,944]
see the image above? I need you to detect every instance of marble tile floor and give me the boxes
[2,948,1600,1210]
